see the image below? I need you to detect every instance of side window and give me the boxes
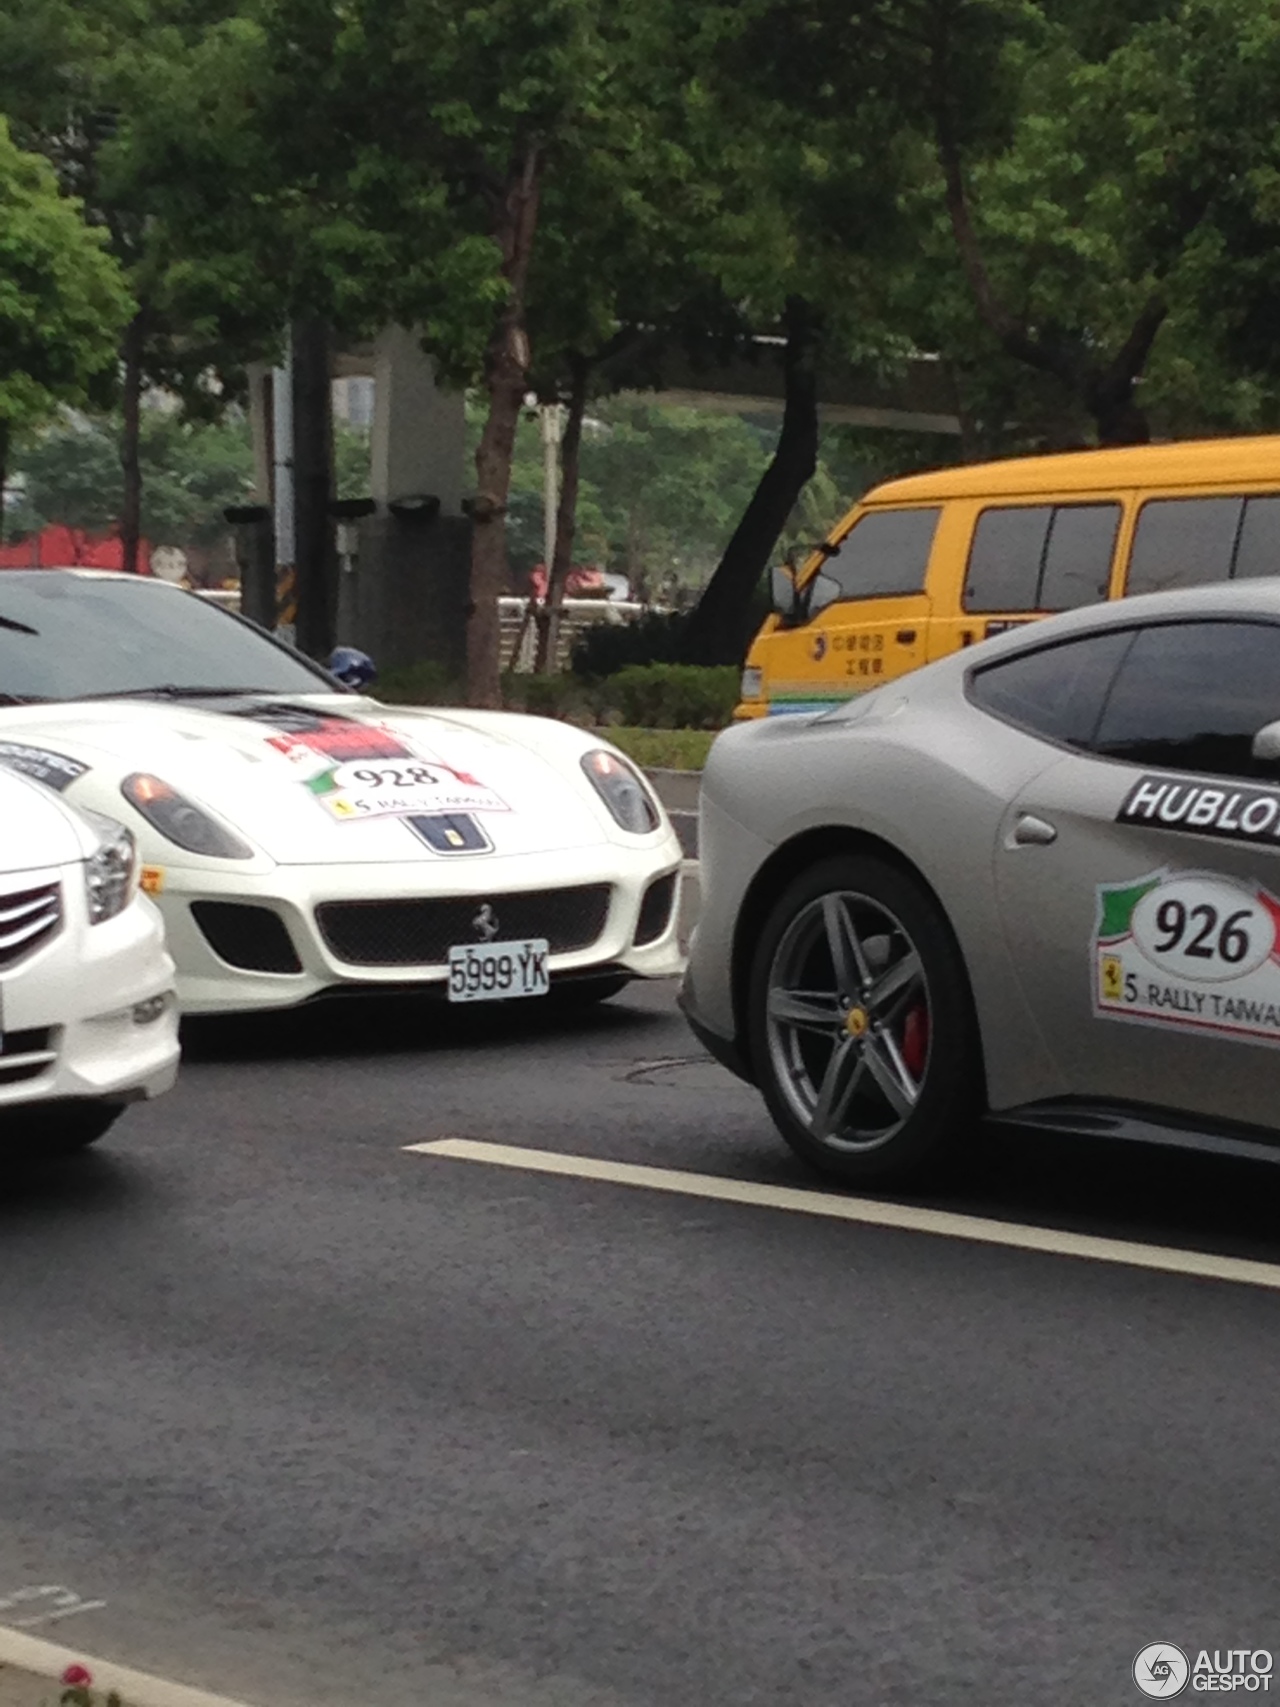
[964,503,1120,614]
[1232,496,1280,579]
[1126,497,1243,595]
[964,507,1050,612]
[827,507,939,601]
[1039,504,1121,610]
[968,629,1133,747]
[1093,621,1280,780]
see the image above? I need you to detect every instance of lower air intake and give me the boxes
[191,902,303,973]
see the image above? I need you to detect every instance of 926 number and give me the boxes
[1153,899,1251,964]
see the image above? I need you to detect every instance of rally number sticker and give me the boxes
[310,758,508,821]
[1095,869,1280,1044]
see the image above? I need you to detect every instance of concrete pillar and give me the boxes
[369,326,466,515]
[348,327,471,673]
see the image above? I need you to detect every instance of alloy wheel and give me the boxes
[764,888,931,1153]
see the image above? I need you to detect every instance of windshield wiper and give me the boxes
[73,684,281,702]
[0,614,39,636]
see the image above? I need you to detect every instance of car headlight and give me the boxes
[581,749,660,834]
[740,665,763,700]
[121,773,255,859]
[80,810,138,925]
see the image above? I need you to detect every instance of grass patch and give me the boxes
[602,727,717,770]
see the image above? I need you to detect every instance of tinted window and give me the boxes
[828,508,939,601]
[1233,496,1280,579]
[964,507,1050,612]
[1039,504,1120,610]
[0,573,330,702]
[1127,497,1243,595]
[969,630,1133,747]
[1093,621,1280,779]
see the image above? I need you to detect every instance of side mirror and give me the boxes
[807,572,841,618]
[328,646,377,690]
[1252,720,1280,766]
[770,564,800,621]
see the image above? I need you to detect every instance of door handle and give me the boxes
[1011,813,1057,846]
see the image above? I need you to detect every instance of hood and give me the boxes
[0,766,91,875]
[0,695,613,866]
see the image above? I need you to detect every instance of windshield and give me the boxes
[0,573,333,702]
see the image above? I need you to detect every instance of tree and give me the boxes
[0,0,290,570]
[0,115,130,521]
[748,0,1280,449]
[11,409,255,547]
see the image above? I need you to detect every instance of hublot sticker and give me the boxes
[1117,774,1280,844]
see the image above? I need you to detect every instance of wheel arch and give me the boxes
[729,825,988,1101]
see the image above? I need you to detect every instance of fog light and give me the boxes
[132,993,172,1025]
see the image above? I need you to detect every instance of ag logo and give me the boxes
[1133,1644,1189,1698]
[811,633,827,662]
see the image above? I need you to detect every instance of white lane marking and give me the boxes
[0,1622,260,1707]
[0,1584,106,1627]
[407,1138,1280,1295]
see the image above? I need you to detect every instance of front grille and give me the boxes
[0,881,61,969]
[315,884,612,968]
[634,872,678,946]
[191,902,303,974]
[0,1026,56,1086]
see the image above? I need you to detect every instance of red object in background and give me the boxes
[0,525,151,573]
[528,562,604,599]
[60,1663,93,1686]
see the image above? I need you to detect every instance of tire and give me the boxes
[3,1101,123,1158]
[747,854,982,1187]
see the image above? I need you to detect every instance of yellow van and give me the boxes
[737,435,1280,718]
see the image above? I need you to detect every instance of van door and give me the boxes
[933,498,1124,663]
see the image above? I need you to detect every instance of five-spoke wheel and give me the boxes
[748,854,980,1185]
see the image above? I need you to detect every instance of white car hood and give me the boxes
[0,697,611,865]
[0,765,89,875]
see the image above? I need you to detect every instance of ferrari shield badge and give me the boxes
[1094,868,1280,1045]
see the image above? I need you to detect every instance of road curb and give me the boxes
[0,1626,259,1707]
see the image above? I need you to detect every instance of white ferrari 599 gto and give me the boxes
[0,571,684,1015]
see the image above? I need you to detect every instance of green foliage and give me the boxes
[11,409,253,545]
[605,725,717,770]
[375,658,735,733]
[604,664,740,730]
[0,114,130,436]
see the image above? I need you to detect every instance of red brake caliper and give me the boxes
[901,1003,929,1079]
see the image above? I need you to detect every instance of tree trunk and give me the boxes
[291,315,338,660]
[684,298,820,666]
[536,352,589,673]
[468,148,542,707]
[0,419,8,546]
[120,310,146,574]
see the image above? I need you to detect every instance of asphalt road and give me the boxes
[3,979,1280,1707]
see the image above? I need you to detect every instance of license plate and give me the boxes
[447,938,549,1003]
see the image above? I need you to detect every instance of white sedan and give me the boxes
[0,764,178,1152]
[0,571,684,1015]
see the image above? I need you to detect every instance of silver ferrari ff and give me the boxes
[682,581,1280,1185]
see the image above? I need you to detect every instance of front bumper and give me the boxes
[0,873,179,1113]
[152,837,687,1014]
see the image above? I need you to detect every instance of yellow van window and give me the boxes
[1127,497,1242,594]
[964,503,1118,613]
[1226,496,1280,580]
[1040,505,1120,609]
[825,507,939,601]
